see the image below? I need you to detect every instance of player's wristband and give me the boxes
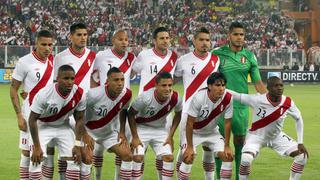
[75,140,84,147]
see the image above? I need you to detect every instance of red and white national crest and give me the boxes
[241,56,246,63]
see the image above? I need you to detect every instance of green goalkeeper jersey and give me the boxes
[212,45,262,107]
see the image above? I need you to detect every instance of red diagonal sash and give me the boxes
[250,97,291,131]
[86,89,132,130]
[74,50,96,85]
[39,87,84,122]
[29,55,54,105]
[136,91,178,123]
[118,52,134,74]
[143,51,177,91]
[185,54,219,102]
[193,92,232,129]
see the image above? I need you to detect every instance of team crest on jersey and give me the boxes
[240,56,246,63]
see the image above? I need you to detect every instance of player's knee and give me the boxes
[241,153,254,166]
[133,155,144,163]
[46,147,55,155]
[21,150,30,157]
[294,153,307,165]
[162,154,174,162]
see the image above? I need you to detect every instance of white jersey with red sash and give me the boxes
[132,48,178,95]
[187,89,233,135]
[174,52,219,113]
[131,88,182,128]
[30,83,86,126]
[54,47,96,92]
[93,49,135,88]
[230,92,303,140]
[85,86,132,141]
[12,51,54,118]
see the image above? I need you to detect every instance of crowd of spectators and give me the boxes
[0,0,304,51]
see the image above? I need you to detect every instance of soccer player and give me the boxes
[212,21,267,180]
[179,72,233,180]
[28,65,86,179]
[10,30,54,180]
[174,27,220,179]
[128,72,182,180]
[132,26,178,178]
[91,29,136,180]
[54,22,96,179]
[85,67,133,179]
[228,76,308,180]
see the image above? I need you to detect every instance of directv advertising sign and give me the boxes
[263,70,319,82]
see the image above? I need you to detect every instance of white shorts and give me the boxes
[19,130,29,150]
[133,127,172,156]
[180,131,225,154]
[29,125,75,157]
[96,131,121,151]
[243,132,298,156]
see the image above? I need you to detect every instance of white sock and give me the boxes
[179,162,192,180]
[58,159,67,180]
[202,150,215,180]
[29,162,42,180]
[132,161,142,180]
[220,162,232,180]
[80,162,92,180]
[114,155,121,180]
[19,154,30,180]
[175,148,183,179]
[120,161,132,180]
[290,154,307,180]
[156,156,163,180]
[93,143,104,180]
[162,161,174,180]
[239,153,254,180]
[42,155,54,179]
[66,160,80,179]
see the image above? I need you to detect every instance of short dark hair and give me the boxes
[194,27,210,39]
[207,72,226,85]
[155,71,172,83]
[58,65,75,74]
[70,23,87,34]
[229,21,245,32]
[36,30,53,39]
[153,27,169,39]
[267,76,282,87]
[107,67,122,77]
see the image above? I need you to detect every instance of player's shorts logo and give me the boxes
[268,72,281,79]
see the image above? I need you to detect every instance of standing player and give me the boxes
[54,22,96,179]
[174,27,220,180]
[228,76,308,180]
[85,67,133,179]
[28,65,86,179]
[91,29,136,180]
[132,26,178,178]
[128,72,182,180]
[10,30,54,180]
[212,22,267,180]
[179,72,233,180]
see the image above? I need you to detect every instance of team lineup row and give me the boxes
[10,22,308,180]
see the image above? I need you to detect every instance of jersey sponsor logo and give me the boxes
[29,55,54,105]
[193,92,232,129]
[39,87,84,122]
[143,51,178,91]
[250,97,291,131]
[86,89,132,129]
[185,54,219,101]
[135,91,178,123]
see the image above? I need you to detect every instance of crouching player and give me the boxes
[228,76,308,180]
[179,72,234,180]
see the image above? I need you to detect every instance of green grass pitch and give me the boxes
[0,83,319,179]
